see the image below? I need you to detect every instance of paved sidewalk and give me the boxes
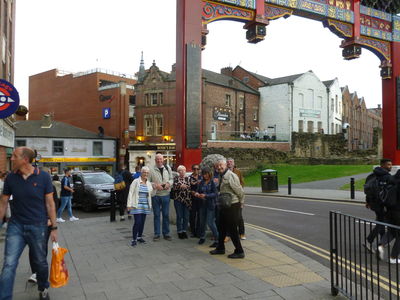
[0,216,347,300]
[244,186,365,203]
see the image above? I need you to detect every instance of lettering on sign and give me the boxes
[213,107,231,121]
[299,108,321,118]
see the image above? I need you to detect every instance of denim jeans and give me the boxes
[0,220,49,300]
[199,206,219,239]
[132,214,147,240]
[174,200,189,233]
[57,196,73,218]
[152,195,170,236]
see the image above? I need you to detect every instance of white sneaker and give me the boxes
[389,257,400,264]
[378,245,385,260]
[69,216,79,221]
[28,273,37,283]
[56,218,65,223]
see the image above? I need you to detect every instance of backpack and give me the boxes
[114,173,126,190]
[364,174,398,208]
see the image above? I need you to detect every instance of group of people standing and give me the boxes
[126,153,246,259]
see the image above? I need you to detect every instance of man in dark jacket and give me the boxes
[364,158,393,252]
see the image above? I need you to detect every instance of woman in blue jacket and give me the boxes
[195,167,219,247]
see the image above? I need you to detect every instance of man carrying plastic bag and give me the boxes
[50,242,69,288]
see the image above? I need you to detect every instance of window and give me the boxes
[129,95,136,105]
[299,93,304,107]
[331,123,334,133]
[155,115,163,136]
[298,120,304,133]
[307,89,314,108]
[243,76,249,83]
[253,108,258,121]
[145,94,150,106]
[307,121,314,133]
[317,121,323,133]
[93,141,103,156]
[159,93,163,105]
[129,117,136,126]
[225,94,231,107]
[335,95,338,113]
[239,123,244,133]
[239,96,244,110]
[151,93,158,106]
[144,116,153,136]
[331,98,334,111]
[317,96,322,109]
[16,139,26,147]
[53,140,64,155]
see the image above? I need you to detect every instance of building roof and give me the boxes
[202,69,259,94]
[247,71,271,84]
[15,120,115,139]
[265,72,306,86]
[323,79,335,87]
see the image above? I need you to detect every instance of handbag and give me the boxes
[50,242,69,288]
[114,181,126,190]
[218,192,232,208]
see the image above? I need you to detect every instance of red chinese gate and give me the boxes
[176,0,400,167]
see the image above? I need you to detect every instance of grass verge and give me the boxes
[244,164,372,187]
[340,178,366,191]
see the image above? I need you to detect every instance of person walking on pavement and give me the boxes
[189,164,201,237]
[149,153,173,241]
[57,168,79,222]
[227,158,246,240]
[119,166,134,221]
[0,147,58,300]
[52,174,61,211]
[196,166,219,247]
[172,165,191,239]
[210,158,245,259]
[127,166,153,247]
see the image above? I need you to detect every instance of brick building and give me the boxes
[0,0,16,171]
[129,63,259,168]
[29,68,136,167]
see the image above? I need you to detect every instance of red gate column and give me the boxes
[382,42,400,164]
[176,0,203,168]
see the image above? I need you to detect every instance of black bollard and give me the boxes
[110,190,116,222]
[350,177,355,199]
[288,176,292,195]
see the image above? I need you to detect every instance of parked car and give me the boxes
[71,171,115,212]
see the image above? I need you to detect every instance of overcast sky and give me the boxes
[15,0,382,108]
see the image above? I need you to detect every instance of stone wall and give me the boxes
[291,132,347,157]
[206,140,290,151]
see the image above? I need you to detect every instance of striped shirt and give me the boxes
[130,184,151,215]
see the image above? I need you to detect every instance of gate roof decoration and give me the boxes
[202,0,400,78]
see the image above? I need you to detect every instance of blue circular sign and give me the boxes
[0,79,20,119]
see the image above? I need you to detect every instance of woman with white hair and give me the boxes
[127,166,153,247]
[172,165,192,239]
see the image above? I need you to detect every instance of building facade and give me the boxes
[29,68,136,167]
[15,116,116,174]
[0,0,16,171]
[323,78,343,134]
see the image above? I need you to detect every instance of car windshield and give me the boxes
[83,173,114,184]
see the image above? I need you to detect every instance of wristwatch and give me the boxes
[50,226,58,231]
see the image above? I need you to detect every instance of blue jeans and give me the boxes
[199,206,219,239]
[152,195,170,236]
[174,200,189,233]
[0,220,49,300]
[132,214,147,240]
[57,196,73,218]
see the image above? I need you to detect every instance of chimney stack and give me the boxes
[221,67,233,77]
[41,114,52,128]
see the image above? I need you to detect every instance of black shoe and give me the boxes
[164,235,172,241]
[190,234,197,238]
[153,235,160,241]
[210,249,225,255]
[137,238,146,244]
[198,238,205,245]
[178,232,184,239]
[182,232,188,239]
[228,252,245,259]
[39,288,50,300]
[209,242,218,248]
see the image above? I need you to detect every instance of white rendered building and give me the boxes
[259,71,334,142]
[323,78,343,134]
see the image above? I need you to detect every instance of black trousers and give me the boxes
[216,202,243,254]
[367,206,386,244]
[380,209,400,258]
[189,198,201,236]
[238,206,245,235]
[116,189,128,216]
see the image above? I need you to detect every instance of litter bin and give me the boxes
[261,169,278,193]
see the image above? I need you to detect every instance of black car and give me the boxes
[71,171,115,212]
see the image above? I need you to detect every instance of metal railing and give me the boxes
[330,211,400,299]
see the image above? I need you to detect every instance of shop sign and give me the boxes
[0,119,14,148]
[213,107,231,121]
[156,145,176,151]
[299,109,321,118]
[0,79,20,119]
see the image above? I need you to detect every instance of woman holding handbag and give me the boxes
[127,166,153,247]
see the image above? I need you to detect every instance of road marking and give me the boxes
[246,222,397,295]
[248,194,364,206]
[245,204,315,216]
